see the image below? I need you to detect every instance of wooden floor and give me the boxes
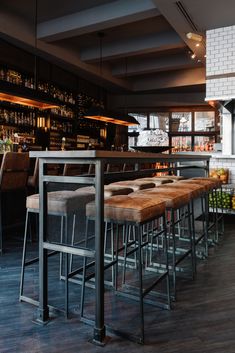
[1,215,235,353]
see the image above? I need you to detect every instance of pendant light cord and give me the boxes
[98,32,104,106]
[34,0,38,90]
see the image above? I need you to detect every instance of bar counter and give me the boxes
[30,150,210,344]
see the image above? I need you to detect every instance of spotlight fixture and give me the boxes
[186,32,203,42]
[191,53,196,59]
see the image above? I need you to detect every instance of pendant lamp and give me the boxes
[84,33,139,126]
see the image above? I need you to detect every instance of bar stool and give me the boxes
[0,152,29,254]
[19,189,95,317]
[182,178,223,243]
[155,182,208,259]
[76,184,134,277]
[129,187,194,299]
[83,195,170,343]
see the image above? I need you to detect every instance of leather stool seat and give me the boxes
[108,180,155,191]
[156,182,205,198]
[75,185,133,198]
[152,175,185,182]
[86,195,166,223]
[191,177,222,189]
[26,190,92,214]
[179,179,215,191]
[134,177,173,186]
[132,188,191,209]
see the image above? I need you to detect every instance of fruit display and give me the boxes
[208,190,232,209]
[232,195,235,210]
[209,168,229,184]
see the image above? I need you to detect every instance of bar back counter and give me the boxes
[28,150,210,344]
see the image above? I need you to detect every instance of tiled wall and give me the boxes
[210,157,235,185]
[206,25,235,100]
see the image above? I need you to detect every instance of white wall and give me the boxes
[206,25,235,100]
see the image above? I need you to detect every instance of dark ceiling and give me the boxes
[0,0,235,95]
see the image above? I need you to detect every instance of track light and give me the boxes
[186,32,203,42]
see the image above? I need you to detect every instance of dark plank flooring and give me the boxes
[1,216,235,353]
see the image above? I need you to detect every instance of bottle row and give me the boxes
[51,106,75,119]
[50,120,74,134]
[0,67,34,89]
[0,67,106,121]
[38,82,76,105]
[0,108,36,127]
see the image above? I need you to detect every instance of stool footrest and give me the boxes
[43,241,95,258]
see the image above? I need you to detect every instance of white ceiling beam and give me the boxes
[37,0,160,42]
[132,67,206,91]
[81,31,184,62]
[112,53,199,77]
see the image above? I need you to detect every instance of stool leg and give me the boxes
[122,225,129,284]
[201,194,208,257]
[0,198,3,255]
[188,203,196,278]
[80,218,89,318]
[59,216,64,279]
[104,221,108,253]
[137,225,144,343]
[115,223,120,290]
[19,209,30,300]
[64,215,69,319]
[69,214,76,273]
[163,213,171,309]
[170,209,177,300]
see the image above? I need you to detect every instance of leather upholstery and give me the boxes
[27,190,94,214]
[86,195,166,223]
[156,182,205,198]
[192,177,222,188]
[75,185,133,198]
[181,179,215,191]
[134,177,173,186]
[109,180,155,191]
[131,188,191,209]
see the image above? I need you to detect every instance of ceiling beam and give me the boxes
[132,67,206,91]
[0,9,132,91]
[152,0,206,63]
[112,52,200,77]
[81,30,185,62]
[37,0,160,42]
